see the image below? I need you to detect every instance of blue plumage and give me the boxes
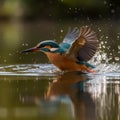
[77,61,95,68]
[36,40,59,48]
[59,43,71,51]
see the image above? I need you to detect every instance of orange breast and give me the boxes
[45,52,89,72]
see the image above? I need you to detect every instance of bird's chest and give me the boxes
[45,53,80,70]
[46,53,66,64]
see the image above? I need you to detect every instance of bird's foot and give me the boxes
[87,68,97,73]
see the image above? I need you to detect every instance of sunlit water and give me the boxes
[0,63,120,120]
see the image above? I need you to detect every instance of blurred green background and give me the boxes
[0,0,120,20]
[0,0,119,64]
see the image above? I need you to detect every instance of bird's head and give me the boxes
[22,40,60,54]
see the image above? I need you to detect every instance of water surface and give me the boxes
[0,64,120,120]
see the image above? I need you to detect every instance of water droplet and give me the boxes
[60,29,63,33]
[101,41,104,44]
[112,61,115,64]
[103,45,105,48]
[110,53,112,55]
[49,14,52,17]
[104,1,107,5]
[74,17,78,21]
[87,17,90,21]
[75,11,78,13]
[118,45,120,49]
[9,53,12,56]
[4,59,7,63]
[105,41,107,44]
[115,57,119,61]
[98,29,101,32]
[98,14,102,18]
[67,10,70,14]
[110,3,113,6]
[117,36,119,39]
[111,9,115,13]
[60,36,63,39]
[22,97,25,103]
[25,43,28,46]
[100,35,104,39]
[19,57,22,60]
[106,36,108,39]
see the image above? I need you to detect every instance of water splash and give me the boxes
[0,63,119,77]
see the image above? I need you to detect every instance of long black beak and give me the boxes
[21,47,39,53]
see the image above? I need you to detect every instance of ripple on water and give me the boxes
[0,64,119,77]
[0,64,57,76]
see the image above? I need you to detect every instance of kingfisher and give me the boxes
[22,26,99,73]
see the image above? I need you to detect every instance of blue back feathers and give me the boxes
[37,40,59,48]
[56,43,71,54]
[77,61,95,68]
[60,43,71,51]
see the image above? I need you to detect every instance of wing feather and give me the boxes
[63,27,80,43]
[66,26,99,61]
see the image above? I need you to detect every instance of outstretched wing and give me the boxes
[66,26,99,61]
[62,27,80,43]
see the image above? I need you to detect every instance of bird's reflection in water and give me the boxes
[35,72,96,120]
